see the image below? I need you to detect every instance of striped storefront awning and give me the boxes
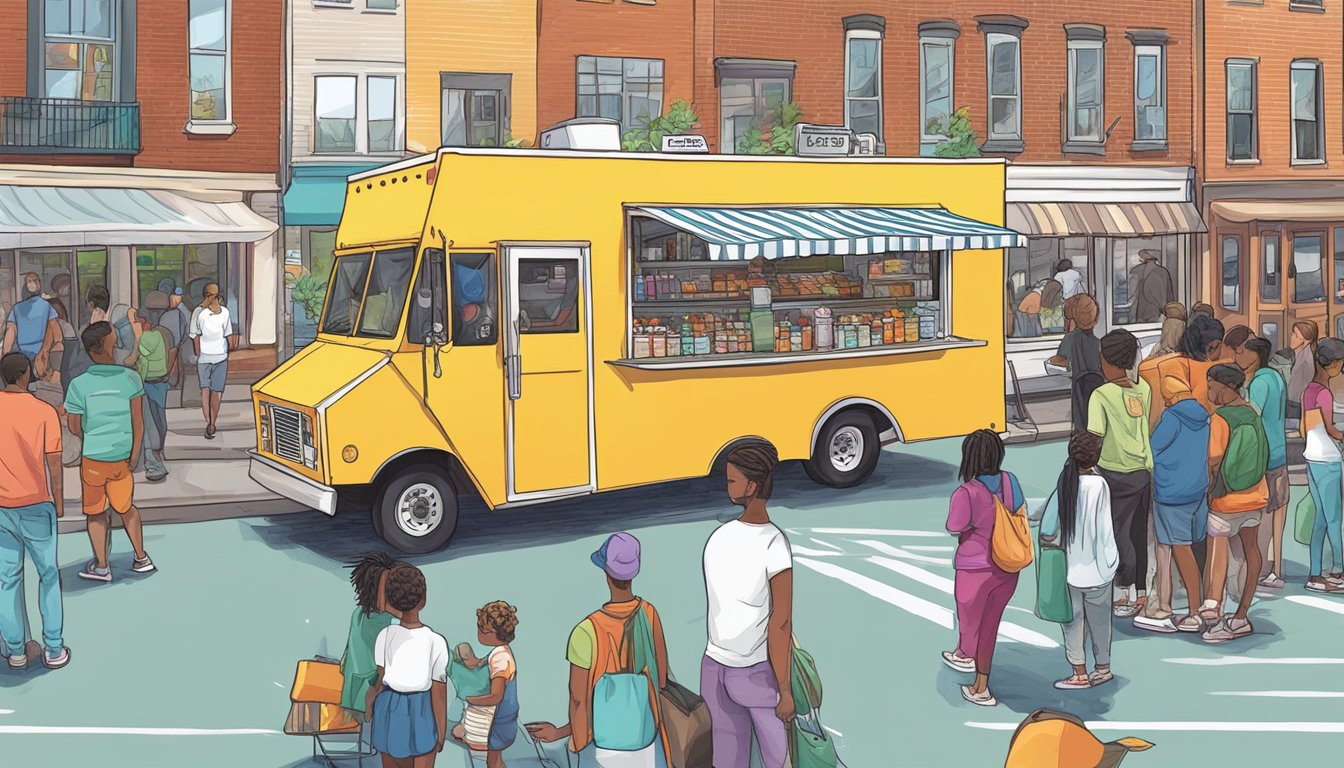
[1007,201,1207,238]
[633,206,1027,260]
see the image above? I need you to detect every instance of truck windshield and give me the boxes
[320,248,416,338]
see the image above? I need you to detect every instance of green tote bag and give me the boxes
[790,711,840,768]
[1034,538,1073,624]
[1295,491,1316,547]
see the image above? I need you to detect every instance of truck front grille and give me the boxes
[271,405,305,465]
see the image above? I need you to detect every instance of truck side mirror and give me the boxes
[424,248,449,346]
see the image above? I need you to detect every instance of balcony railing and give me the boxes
[0,96,141,154]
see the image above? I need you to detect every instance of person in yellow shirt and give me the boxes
[1157,314,1225,414]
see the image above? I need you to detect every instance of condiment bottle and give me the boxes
[666,328,680,357]
[790,324,802,352]
[633,327,651,359]
[651,326,667,357]
[814,307,834,351]
[883,312,895,345]
[892,308,905,343]
[857,322,871,348]
[905,313,919,343]
[801,318,813,351]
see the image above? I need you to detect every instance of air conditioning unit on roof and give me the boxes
[540,118,622,151]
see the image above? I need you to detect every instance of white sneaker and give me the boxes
[6,654,26,670]
[1132,614,1178,634]
[960,685,997,707]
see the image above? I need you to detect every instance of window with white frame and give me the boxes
[1133,44,1166,146]
[42,0,117,101]
[576,56,664,132]
[1067,36,1105,146]
[1291,60,1324,163]
[367,76,397,152]
[844,29,883,140]
[1226,59,1257,161]
[985,34,1021,145]
[315,76,356,153]
[188,0,230,123]
[715,58,796,154]
[919,36,954,148]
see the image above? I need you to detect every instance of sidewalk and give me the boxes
[57,384,304,534]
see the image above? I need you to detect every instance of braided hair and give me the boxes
[725,439,780,501]
[1057,431,1104,548]
[958,429,1005,483]
[348,552,400,617]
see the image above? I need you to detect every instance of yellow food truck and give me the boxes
[250,146,1025,552]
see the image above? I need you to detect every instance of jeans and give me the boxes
[1062,584,1112,668]
[1306,460,1344,576]
[0,502,64,654]
[700,656,788,768]
[142,379,170,478]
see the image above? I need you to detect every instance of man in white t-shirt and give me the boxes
[701,439,793,768]
[1054,259,1086,301]
[188,282,237,440]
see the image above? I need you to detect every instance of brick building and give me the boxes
[0,0,283,383]
[1198,0,1344,351]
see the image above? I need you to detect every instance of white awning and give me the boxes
[0,185,278,248]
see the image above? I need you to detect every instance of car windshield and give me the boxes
[320,248,416,338]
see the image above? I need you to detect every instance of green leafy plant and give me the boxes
[735,99,805,155]
[621,99,700,152]
[475,136,530,148]
[291,273,329,320]
[928,106,982,158]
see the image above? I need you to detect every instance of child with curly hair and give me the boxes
[453,601,520,768]
[366,564,450,767]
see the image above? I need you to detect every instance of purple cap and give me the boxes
[591,532,641,581]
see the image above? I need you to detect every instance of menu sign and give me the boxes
[794,124,853,157]
[662,134,710,153]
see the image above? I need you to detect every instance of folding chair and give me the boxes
[284,658,377,768]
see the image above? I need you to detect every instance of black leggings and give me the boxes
[1099,468,1153,590]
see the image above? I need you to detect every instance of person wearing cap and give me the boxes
[1126,249,1175,324]
[1004,709,1153,768]
[526,532,670,767]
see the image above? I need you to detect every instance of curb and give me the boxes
[56,498,306,535]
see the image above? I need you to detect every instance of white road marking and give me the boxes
[1286,595,1344,616]
[823,726,843,738]
[0,726,282,736]
[965,721,1344,734]
[903,545,955,553]
[863,553,954,592]
[273,682,284,688]
[807,527,947,538]
[791,546,846,558]
[1210,691,1344,699]
[854,539,952,566]
[1165,657,1344,666]
[808,538,844,552]
[0,709,13,715]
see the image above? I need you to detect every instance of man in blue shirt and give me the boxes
[1238,336,1289,588]
[2,273,60,381]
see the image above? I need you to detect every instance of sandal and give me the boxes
[1053,673,1093,690]
[1089,667,1115,686]
[1175,614,1204,633]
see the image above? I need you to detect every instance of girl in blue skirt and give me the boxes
[367,564,450,767]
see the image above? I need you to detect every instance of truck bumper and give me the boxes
[248,451,337,516]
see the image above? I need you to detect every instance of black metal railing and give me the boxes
[0,96,141,154]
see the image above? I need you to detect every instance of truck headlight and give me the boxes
[259,402,272,453]
[301,413,317,470]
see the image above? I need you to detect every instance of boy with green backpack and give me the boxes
[1202,364,1269,643]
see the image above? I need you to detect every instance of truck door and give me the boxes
[503,244,594,500]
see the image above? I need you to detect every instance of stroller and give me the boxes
[284,657,375,768]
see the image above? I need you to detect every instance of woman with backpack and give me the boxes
[944,429,1027,708]
[1302,338,1344,595]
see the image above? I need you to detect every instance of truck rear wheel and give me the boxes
[374,465,459,554]
[804,411,880,488]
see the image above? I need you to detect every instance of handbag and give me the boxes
[1034,536,1073,624]
[985,474,1034,573]
[658,678,713,768]
[284,659,358,736]
[790,710,841,768]
[790,636,823,717]
[1295,490,1316,547]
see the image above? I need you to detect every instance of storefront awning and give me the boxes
[632,206,1026,260]
[282,163,379,226]
[1007,201,1206,238]
[0,185,278,248]
[1210,199,1344,223]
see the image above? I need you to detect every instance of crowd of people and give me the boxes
[949,301,1344,706]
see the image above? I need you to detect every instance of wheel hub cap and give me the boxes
[829,426,865,472]
[397,483,441,537]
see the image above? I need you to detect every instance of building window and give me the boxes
[1333,227,1344,304]
[1293,233,1326,303]
[843,19,883,142]
[1007,238,1090,338]
[919,36,955,151]
[188,0,230,123]
[1066,28,1106,151]
[576,56,665,132]
[366,0,397,9]
[440,73,511,147]
[1222,235,1241,310]
[1291,60,1324,163]
[1112,235,1179,325]
[315,75,356,153]
[715,59,796,155]
[42,0,117,101]
[367,76,397,152]
[1131,38,1167,148]
[1262,234,1281,303]
[135,244,238,333]
[1226,59,1257,161]
[985,34,1021,147]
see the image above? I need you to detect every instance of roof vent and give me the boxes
[540,118,622,151]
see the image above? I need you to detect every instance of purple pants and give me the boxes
[700,656,788,768]
[954,567,1019,675]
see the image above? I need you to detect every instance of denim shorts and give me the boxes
[198,360,228,392]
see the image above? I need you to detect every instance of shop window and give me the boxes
[1226,59,1257,161]
[1112,235,1178,325]
[1293,234,1325,303]
[367,76,397,152]
[1065,25,1106,153]
[918,36,955,152]
[517,260,579,335]
[576,56,664,133]
[844,27,883,141]
[1221,235,1241,311]
[357,248,415,338]
[315,75,357,153]
[188,0,230,124]
[450,253,497,346]
[1132,43,1166,148]
[291,228,336,350]
[42,0,116,101]
[440,73,511,147]
[1262,234,1281,303]
[1291,60,1323,163]
[1333,227,1344,303]
[16,249,105,333]
[1007,238,1089,339]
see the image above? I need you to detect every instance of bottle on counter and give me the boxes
[814,307,834,351]
[883,312,895,345]
[714,331,728,355]
[920,311,937,340]
[645,274,656,300]
[857,321,872,348]
[801,317,814,351]
[892,308,905,343]
[633,327,652,359]
[905,313,919,344]
[666,328,681,357]
[870,317,884,346]
[651,326,667,357]
[790,324,802,352]
[681,323,694,356]
[635,277,645,301]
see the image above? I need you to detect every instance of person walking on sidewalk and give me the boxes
[1049,294,1103,434]
[1039,431,1119,690]
[0,353,70,671]
[64,322,156,583]
[945,429,1024,707]
[1236,337,1290,590]
[526,532,672,768]
[190,282,236,440]
[1302,338,1344,594]
[1201,364,1269,642]
[124,307,177,483]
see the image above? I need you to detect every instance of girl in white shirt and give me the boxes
[1039,431,1120,691]
[367,565,450,765]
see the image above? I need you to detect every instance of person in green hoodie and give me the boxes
[341,552,400,715]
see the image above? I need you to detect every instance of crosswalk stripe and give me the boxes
[965,720,1344,734]
[806,527,947,538]
[1285,595,1344,616]
[0,727,281,736]
[1165,657,1344,666]
[796,557,954,629]
[854,539,953,566]
[1210,691,1344,698]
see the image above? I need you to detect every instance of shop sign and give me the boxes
[661,135,709,153]
[794,124,853,157]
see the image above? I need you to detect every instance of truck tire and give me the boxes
[804,411,880,488]
[373,465,460,554]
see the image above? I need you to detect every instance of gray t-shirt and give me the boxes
[1057,328,1102,383]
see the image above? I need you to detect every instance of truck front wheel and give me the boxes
[804,411,881,488]
[374,465,460,554]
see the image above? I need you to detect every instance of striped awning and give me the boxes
[1007,201,1206,238]
[633,206,1027,260]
